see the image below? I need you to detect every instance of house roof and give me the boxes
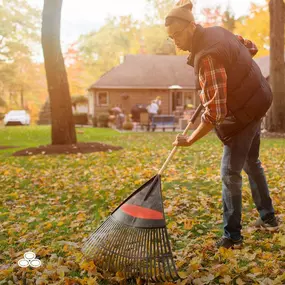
[89,54,195,90]
[89,54,273,90]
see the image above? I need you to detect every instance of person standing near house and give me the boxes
[117,109,125,130]
[147,100,159,125]
[167,0,279,249]
[154,96,162,114]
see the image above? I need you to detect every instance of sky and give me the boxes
[28,0,266,59]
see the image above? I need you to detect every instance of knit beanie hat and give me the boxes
[165,0,194,23]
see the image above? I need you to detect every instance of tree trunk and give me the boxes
[267,0,285,132]
[41,0,77,144]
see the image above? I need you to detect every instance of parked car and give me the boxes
[3,110,31,126]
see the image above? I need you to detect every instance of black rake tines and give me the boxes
[81,216,179,283]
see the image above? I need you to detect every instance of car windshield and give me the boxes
[8,111,26,116]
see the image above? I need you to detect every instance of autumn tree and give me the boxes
[0,0,40,60]
[222,9,238,32]
[143,0,176,54]
[42,0,76,144]
[145,0,176,24]
[234,3,270,56]
[200,6,224,27]
[0,0,42,110]
[77,15,175,83]
[64,42,94,96]
[77,16,138,81]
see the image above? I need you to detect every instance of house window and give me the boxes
[96,91,109,106]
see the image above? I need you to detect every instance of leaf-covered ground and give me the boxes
[0,126,284,285]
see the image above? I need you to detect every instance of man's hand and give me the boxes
[172,134,192,147]
[172,121,215,148]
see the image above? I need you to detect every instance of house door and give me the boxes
[171,91,183,112]
[184,91,195,107]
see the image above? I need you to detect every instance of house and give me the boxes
[87,54,278,115]
[87,54,199,119]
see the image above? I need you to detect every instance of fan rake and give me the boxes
[81,104,203,283]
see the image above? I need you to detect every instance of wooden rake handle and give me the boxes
[143,104,203,201]
[157,103,203,176]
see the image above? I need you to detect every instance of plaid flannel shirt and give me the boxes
[199,35,258,125]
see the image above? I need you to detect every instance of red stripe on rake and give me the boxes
[121,204,164,220]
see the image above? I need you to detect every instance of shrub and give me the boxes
[92,116,97,127]
[123,122,134,130]
[123,114,134,130]
[98,113,109,128]
[73,113,88,125]
[71,95,88,105]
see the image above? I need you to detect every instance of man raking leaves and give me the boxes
[80,1,279,282]
[168,0,279,249]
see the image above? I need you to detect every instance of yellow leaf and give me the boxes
[46,263,53,270]
[80,260,96,272]
[190,257,202,271]
[274,272,285,283]
[168,221,177,230]
[9,193,18,199]
[57,221,64,226]
[114,271,125,282]
[63,244,69,252]
[184,219,193,230]
[262,252,272,259]
[264,242,271,250]
[116,271,125,278]
[236,277,245,285]
[37,247,51,257]
[74,252,84,263]
[58,269,65,279]
[279,235,285,247]
[176,260,186,269]
[212,264,229,276]
[0,268,13,278]
[218,247,234,259]
[251,267,262,274]
[44,223,52,230]
[76,212,86,221]
[178,271,188,279]
[87,277,99,285]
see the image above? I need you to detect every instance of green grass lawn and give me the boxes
[0,125,284,284]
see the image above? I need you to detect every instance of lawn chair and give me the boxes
[140,113,151,131]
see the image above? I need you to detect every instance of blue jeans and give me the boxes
[221,119,275,241]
